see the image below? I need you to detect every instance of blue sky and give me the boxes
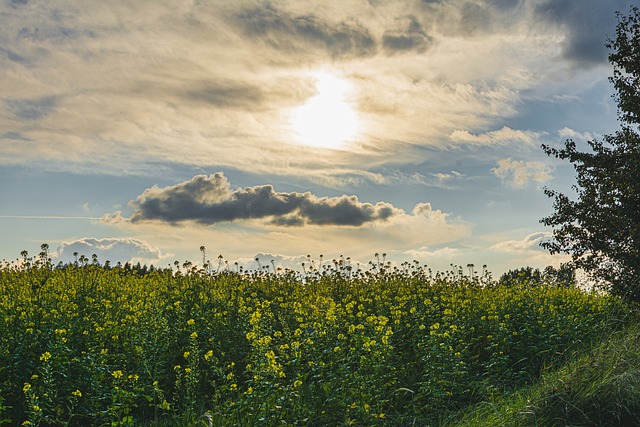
[1,0,636,275]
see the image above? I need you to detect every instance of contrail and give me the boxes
[0,215,102,220]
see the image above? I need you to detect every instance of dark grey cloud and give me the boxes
[9,0,28,7]
[535,0,633,67]
[382,16,434,54]
[0,47,30,64]
[129,173,400,227]
[16,24,96,43]
[235,3,377,59]
[0,131,29,140]
[6,96,58,120]
[181,80,265,109]
[419,0,526,37]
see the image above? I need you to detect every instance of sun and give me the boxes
[290,71,360,149]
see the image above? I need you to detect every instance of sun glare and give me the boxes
[291,71,360,149]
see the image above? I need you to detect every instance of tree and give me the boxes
[541,7,640,301]
[498,265,575,288]
[499,266,544,287]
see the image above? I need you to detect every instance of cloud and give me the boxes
[179,80,265,110]
[234,3,376,59]
[491,158,553,188]
[382,15,433,54]
[127,173,401,227]
[404,246,463,262]
[488,231,571,268]
[450,126,543,146]
[489,232,551,253]
[6,96,58,120]
[557,127,596,142]
[51,237,171,266]
[534,0,631,68]
[97,173,472,264]
[0,0,621,182]
[419,0,527,37]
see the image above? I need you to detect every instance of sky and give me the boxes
[1,0,637,276]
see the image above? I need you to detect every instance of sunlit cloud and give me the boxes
[492,158,554,188]
[126,173,400,227]
[557,127,596,142]
[51,237,172,266]
[489,231,552,253]
[1,0,631,276]
[488,231,571,268]
[1,0,622,180]
[450,127,543,147]
[100,174,472,262]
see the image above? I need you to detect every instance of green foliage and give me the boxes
[541,6,640,301]
[0,255,627,426]
[499,265,576,288]
[447,319,640,427]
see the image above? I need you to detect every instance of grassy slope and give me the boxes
[448,315,640,427]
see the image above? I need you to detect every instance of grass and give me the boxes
[447,316,640,427]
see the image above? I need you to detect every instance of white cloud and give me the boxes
[450,126,543,146]
[488,231,572,269]
[101,199,472,266]
[489,231,551,253]
[52,237,172,266]
[491,158,553,188]
[0,0,599,180]
[557,127,596,142]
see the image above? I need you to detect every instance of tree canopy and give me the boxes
[541,7,640,301]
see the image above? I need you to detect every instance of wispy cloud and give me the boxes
[0,215,100,220]
[489,232,552,253]
[488,231,571,268]
[450,127,544,147]
[1,0,623,179]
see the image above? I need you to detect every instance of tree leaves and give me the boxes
[541,7,640,301]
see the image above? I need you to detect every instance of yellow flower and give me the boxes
[183,351,190,359]
[112,370,123,379]
[23,383,31,393]
[293,379,303,388]
[190,331,198,339]
[187,318,195,325]
[204,350,214,361]
[39,352,51,362]
[72,389,82,397]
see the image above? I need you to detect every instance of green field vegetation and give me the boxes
[0,253,633,426]
[447,321,640,427]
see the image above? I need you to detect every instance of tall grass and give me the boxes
[448,318,640,427]
[0,255,629,426]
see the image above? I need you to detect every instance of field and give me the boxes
[0,254,631,426]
